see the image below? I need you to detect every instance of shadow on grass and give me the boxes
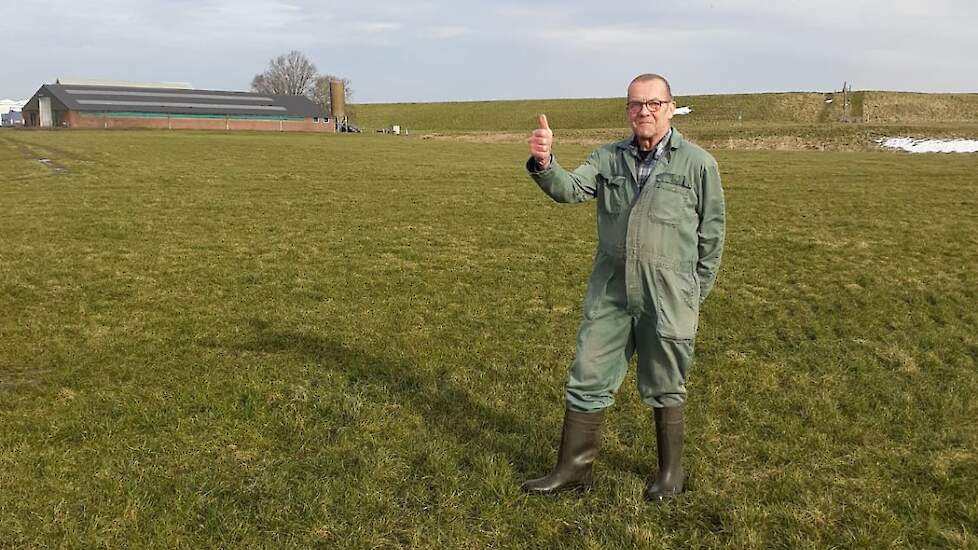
[207,318,644,485]
[223,319,552,473]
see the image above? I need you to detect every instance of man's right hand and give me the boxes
[528,114,553,170]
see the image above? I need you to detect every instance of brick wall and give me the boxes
[64,111,335,132]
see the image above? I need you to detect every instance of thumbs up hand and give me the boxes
[528,114,553,169]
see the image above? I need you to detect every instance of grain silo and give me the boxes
[329,79,346,120]
[329,79,358,131]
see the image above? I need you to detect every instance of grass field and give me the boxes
[1,127,977,548]
[351,91,978,133]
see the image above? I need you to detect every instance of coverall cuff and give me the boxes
[525,155,553,174]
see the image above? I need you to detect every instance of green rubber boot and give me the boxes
[522,408,605,495]
[644,405,686,502]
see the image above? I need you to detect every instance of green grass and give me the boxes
[1,129,977,548]
[410,120,978,154]
[351,93,832,133]
[352,91,978,133]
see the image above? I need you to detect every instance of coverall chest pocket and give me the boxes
[650,173,694,223]
[601,176,631,215]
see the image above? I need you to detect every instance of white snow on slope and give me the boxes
[1,99,27,115]
[878,137,978,153]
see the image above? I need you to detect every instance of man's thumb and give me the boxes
[538,114,550,131]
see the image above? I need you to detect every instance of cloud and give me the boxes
[538,25,741,52]
[3,0,978,100]
[423,26,472,39]
[194,0,310,31]
[357,22,405,33]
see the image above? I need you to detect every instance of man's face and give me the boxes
[627,79,675,143]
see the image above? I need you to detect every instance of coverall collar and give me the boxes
[616,127,684,154]
[616,128,683,183]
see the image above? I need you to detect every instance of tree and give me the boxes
[251,50,319,97]
[309,75,354,116]
[251,51,353,116]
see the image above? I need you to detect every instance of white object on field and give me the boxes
[674,106,692,115]
[878,137,978,153]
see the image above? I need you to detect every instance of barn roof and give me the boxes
[24,83,323,118]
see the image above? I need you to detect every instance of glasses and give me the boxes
[626,99,672,114]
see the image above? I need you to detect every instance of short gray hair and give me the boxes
[629,74,673,100]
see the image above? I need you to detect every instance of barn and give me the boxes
[21,79,335,132]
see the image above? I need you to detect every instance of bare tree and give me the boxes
[251,51,353,116]
[309,75,354,115]
[251,50,319,96]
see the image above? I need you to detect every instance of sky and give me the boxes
[2,0,977,103]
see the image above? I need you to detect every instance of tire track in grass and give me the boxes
[1,135,70,174]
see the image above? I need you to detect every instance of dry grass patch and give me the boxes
[864,92,978,123]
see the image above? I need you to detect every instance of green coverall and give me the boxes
[528,129,725,412]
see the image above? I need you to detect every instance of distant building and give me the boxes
[1,110,24,127]
[1,98,26,127]
[21,80,334,132]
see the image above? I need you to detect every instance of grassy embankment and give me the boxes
[351,91,978,151]
[1,129,976,547]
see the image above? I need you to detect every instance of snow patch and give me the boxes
[878,137,978,153]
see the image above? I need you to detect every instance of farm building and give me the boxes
[21,80,334,132]
[1,98,26,127]
[2,110,24,127]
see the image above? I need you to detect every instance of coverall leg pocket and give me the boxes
[651,267,699,340]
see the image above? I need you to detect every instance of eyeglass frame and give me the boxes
[626,98,674,114]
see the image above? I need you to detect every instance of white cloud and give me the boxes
[1,99,28,115]
[423,26,472,39]
[194,0,309,31]
[358,22,405,33]
[538,25,740,52]
[3,0,978,101]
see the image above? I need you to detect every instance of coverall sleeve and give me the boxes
[696,159,725,304]
[526,151,600,204]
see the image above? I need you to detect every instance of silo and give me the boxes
[329,80,346,120]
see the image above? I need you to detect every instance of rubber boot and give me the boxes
[521,408,605,495]
[644,405,686,502]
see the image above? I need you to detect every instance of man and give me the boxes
[522,74,725,502]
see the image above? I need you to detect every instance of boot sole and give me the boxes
[521,481,592,495]
[644,484,686,503]
[644,491,683,503]
[644,472,689,502]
